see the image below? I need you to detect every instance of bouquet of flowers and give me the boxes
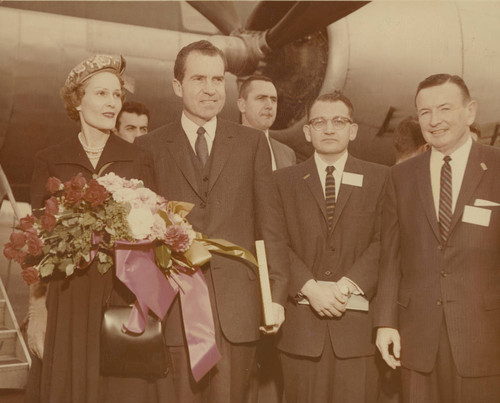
[4,172,249,285]
[4,172,257,381]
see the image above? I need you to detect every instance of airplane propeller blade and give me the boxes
[266,1,370,49]
[187,1,242,35]
[245,1,296,31]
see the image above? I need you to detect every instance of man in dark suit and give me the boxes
[375,74,500,402]
[275,92,388,402]
[237,75,296,170]
[136,40,288,403]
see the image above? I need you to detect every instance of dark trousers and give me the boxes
[166,267,258,403]
[280,331,378,403]
[401,320,500,403]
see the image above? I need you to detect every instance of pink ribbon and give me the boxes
[114,240,221,382]
[114,240,176,333]
[176,269,221,381]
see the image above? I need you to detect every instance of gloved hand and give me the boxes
[27,282,47,359]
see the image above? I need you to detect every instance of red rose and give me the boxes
[26,232,43,256]
[83,179,109,207]
[64,188,84,205]
[64,173,86,191]
[19,215,35,231]
[21,267,39,285]
[40,213,57,232]
[46,177,62,194]
[9,232,26,248]
[4,244,28,264]
[4,242,17,260]
[13,249,28,264]
[45,196,59,215]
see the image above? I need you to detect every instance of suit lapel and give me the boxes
[208,120,234,193]
[269,137,282,170]
[95,134,135,174]
[165,120,203,199]
[329,155,358,232]
[416,151,442,242]
[448,142,485,236]
[54,135,97,174]
[302,157,328,224]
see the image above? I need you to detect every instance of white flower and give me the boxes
[112,187,137,205]
[150,214,167,241]
[127,208,155,240]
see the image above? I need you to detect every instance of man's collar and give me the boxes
[181,112,217,140]
[314,150,349,173]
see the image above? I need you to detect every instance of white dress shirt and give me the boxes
[181,112,216,155]
[264,130,277,171]
[314,151,348,200]
[430,135,472,215]
[313,151,362,295]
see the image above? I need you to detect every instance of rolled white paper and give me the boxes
[255,240,274,326]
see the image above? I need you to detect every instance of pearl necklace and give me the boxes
[78,132,105,158]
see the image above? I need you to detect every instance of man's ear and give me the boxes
[466,100,477,125]
[349,123,358,141]
[303,125,312,143]
[172,79,183,98]
[237,98,246,114]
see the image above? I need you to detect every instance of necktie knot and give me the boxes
[443,155,451,164]
[197,126,206,136]
[326,165,335,175]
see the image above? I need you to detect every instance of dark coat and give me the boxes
[374,142,500,377]
[26,134,172,403]
[275,155,388,358]
[136,117,289,345]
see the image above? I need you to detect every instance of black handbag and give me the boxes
[100,305,168,379]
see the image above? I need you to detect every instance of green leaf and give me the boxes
[65,263,75,277]
[39,263,55,278]
[155,244,172,270]
[158,210,173,226]
[81,213,96,227]
[104,226,116,236]
[97,250,109,263]
[97,260,113,274]
[57,240,66,253]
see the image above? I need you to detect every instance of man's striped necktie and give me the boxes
[325,165,336,230]
[438,155,452,242]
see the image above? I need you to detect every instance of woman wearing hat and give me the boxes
[25,55,172,402]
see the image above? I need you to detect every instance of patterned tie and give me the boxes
[438,156,452,242]
[195,126,209,166]
[325,166,336,230]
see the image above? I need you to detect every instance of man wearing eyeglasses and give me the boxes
[274,92,388,402]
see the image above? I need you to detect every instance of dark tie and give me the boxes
[325,165,336,230]
[195,126,209,166]
[438,155,452,242]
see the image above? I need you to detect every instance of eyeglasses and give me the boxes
[308,116,353,131]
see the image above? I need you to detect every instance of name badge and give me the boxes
[462,205,491,227]
[342,172,363,187]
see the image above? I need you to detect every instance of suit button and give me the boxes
[436,299,442,306]
[200,202,206,208]
[438,245,443,251]
[203,176,209,182]
[440,270,447,277]
[324,270,332,276]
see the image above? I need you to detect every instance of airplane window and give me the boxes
[180,2,219,34]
